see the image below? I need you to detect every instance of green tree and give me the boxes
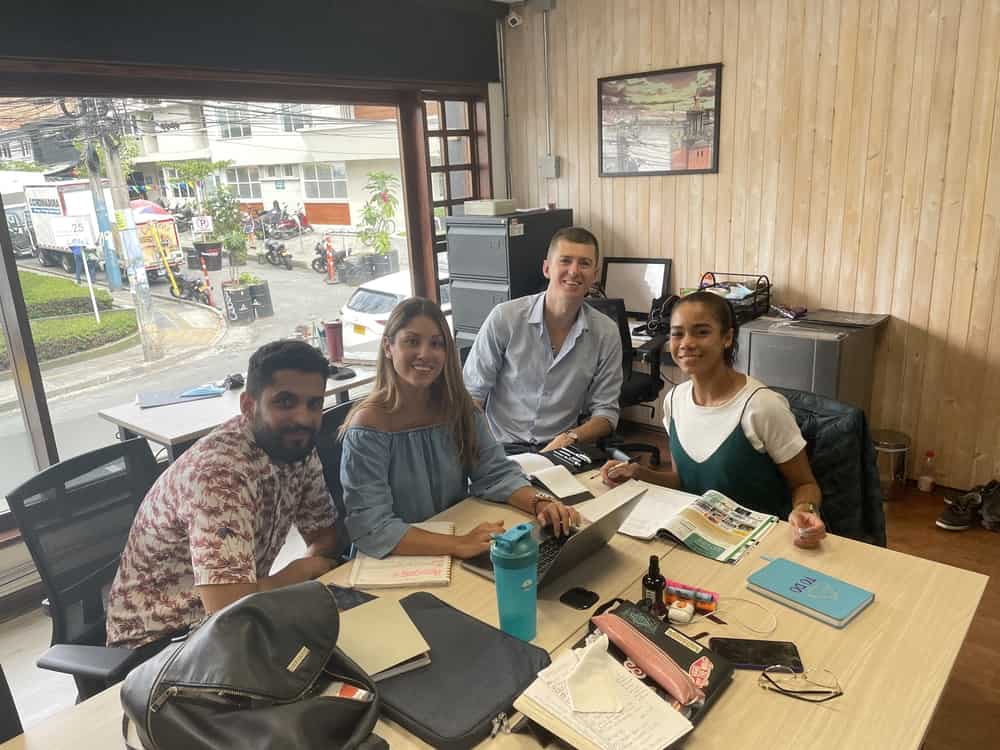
[171,159,232,207]
[203,187,247,280]
[72,136,139,178]
[0,160,45,172]
[357,171,400,254]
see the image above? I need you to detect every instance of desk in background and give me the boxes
[98,368,375,461]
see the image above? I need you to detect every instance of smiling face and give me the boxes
[543,238,598,304]
[241,369,326,463]
[669,301,734,376]
[382,314,447,392]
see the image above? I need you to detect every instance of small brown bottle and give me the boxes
[641,555,667,617]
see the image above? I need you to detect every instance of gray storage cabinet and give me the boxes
[734,317,883,413]
[446,209,573,360]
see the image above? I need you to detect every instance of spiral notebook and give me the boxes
[348,522,455,589]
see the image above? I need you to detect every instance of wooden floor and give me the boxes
[0,430,996,746]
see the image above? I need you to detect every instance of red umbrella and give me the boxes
[129,199,169,216]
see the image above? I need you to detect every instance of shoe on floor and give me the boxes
[981,481,1000,532]
[936,492,982,531]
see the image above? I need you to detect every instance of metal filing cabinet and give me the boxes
[446,208,573,360]
[733,316,886,413]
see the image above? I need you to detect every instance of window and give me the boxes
[265,164,296,179]
[226,166,262,199]
[218,105,252,138]
[281,103,312,132]
[163,167,194,198]
[302,163,347,200]
[0,142,10,159]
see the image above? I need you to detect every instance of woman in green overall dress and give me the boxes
[601,291,826,549]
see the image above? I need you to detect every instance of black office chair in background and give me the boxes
[585,298,669,466]
[316,399,362,562]
[0,666,22,743]
[4,438,169,701]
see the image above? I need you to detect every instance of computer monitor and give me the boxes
[600,257,672,319]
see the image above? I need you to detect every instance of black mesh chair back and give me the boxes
[316,400,361,560]
[4,439,158,649]
[584,297,633,379]
[0,665,22,743]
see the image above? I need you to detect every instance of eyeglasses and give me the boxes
[757,665,843,703]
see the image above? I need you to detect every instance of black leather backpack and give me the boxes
[121,581,385,750]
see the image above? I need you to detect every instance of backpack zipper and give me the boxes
[490,712,509,738]
[151,685,258,712]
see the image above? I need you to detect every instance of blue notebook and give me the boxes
[747,558,874,628]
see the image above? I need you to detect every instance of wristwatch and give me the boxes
[794,502,818,515]
[563,430,580,444]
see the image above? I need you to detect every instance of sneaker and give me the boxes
[936,491,982,531]
[981,481,1000,532]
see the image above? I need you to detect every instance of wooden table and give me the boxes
[97,368,375,460]
[1,497,986,749]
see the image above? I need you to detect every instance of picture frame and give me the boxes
[598,63,722,177]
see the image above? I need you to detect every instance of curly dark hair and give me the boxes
[245,339,330,398]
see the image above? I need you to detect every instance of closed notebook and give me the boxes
[348,522,454,589]
[336,597,431,682]
[747,557,875,628]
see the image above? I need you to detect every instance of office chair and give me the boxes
[772,387,887,547]
[4,438,169,701]
[316,400,362,562]
[585,298,668,466]
[0,665,22,743]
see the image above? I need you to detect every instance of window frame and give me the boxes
[301,162,348,202]
[225,166,262,200]
[217,104,253,139]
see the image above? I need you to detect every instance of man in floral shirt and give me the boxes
[106,340,340,649]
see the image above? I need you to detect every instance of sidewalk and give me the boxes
[0,279,227,413]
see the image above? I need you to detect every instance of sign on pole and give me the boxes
[192,215,214,234]
[52,215,100,321]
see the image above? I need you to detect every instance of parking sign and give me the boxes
[192,215,214,234]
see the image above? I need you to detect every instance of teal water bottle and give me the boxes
[490,523,539,641]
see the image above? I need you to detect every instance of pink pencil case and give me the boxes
[591,612,705,706]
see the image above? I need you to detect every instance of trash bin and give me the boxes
[248,281,273,318]
[370,254,392,279]
[195,241,223,272]
[185,246,200,270]
[872,430,910,502]
[223,286,254,325]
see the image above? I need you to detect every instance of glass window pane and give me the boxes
[226,169,236,182]
[448,170,473,200]
[317,164,332,180]
[334,182,348,199]
[319,182,334,199]
[284,165,295,177]
[249,167,259,181]
[305,182,318,199]
[303,164,316,180]
[447,136,471,165]
[428,137,444,167]
[434,206,447,236]
[251,184,261,199]
[431,172,447,202]
[444,101,468,130]
[332,163,347,179]
[425,100,441,130]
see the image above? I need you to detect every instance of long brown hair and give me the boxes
[340,297,479,469]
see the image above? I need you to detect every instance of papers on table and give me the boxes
[616,483,699,539]
[508,452,556,475]
[574,481,649,524]
[508,453,592,501]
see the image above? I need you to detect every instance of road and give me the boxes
[2,246,372,500]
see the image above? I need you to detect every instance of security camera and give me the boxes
[505,10,524,28]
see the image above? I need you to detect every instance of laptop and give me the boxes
[460,491,645,587]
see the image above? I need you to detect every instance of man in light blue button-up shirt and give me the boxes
[463,227,623,452]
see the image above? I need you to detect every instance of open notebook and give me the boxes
[348,522,455,589]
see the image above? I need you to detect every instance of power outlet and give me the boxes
[539,154,561,179]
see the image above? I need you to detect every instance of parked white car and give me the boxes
[340,270,452,347]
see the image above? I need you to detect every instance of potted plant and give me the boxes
[357,171,401,278]
[194,187,242,272]
[239,271,274,319]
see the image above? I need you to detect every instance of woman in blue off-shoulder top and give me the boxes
[340,297,579,559]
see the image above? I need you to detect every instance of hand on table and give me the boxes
[541,433,576,452]
[788,509,826,548]
[536,499,580,537]
[451,521,506,558]
[600,459,640,486]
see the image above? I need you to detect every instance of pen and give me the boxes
[607,457,639,477]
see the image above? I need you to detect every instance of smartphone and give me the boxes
[708,637,804,672]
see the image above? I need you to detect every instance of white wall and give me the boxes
[345,158,403,231]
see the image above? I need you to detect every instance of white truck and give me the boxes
[24,180,183,282]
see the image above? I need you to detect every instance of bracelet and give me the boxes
[793,502,818,515]
[532,493,554,516]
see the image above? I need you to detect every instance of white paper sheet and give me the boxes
[532,465,590,499]
[507,452,556,475]
[617,483,700,539]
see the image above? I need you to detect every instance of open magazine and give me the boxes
[577,482,777,563]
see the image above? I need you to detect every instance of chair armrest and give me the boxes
[37,644,145,684]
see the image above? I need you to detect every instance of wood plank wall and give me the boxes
[503,0,1000,489]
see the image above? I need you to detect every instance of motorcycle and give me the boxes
[168,273,211,305]
[310,236,348,277]
[260,238,294,270]
[273,205,314,239]
[170,204,194,234]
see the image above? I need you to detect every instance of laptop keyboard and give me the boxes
[537,531,575,578]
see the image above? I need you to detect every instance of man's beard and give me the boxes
[252,414,317,464]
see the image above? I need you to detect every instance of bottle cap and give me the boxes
[926,450,935,457]
[490,523,537,561]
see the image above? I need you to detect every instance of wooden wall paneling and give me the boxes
[727,0,754,276]
[787,0,822,301]
[634,0,652,259]
[742,0,773,278]
[757,0,789,286]
[819,0,861,310]
[918,0,986,486]
[686,0,709,278]
[951,0,1000,487]
[587,0,604,241]
[659,0,681,277]
[601,1,616,257]
[868,0,919,433]
[553,5,569,213]
[803,0,842,307]
[835,0,879,313]
[624,0,643,259]
[898,0,960,457]
[507,14,526,207]
[700,0,724,288]
[713,0,739,278]
[673,0,693,273]
[854,0,900,314]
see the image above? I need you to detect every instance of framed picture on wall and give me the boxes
[598,63,722,177]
